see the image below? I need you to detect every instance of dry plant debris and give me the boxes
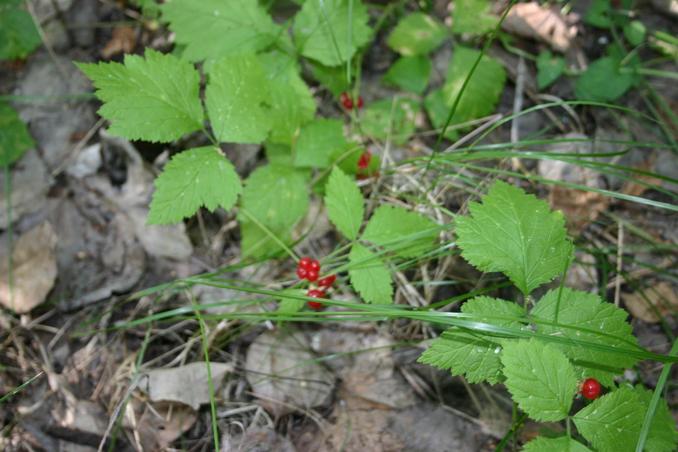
[502,2,578,52]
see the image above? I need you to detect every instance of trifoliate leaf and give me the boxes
[418,297,524,384]
[574,56,637,102]
[501,339,578,422]
[0,102,33,166]
[537,50,566,90]
[451,0,497,35]
[456,181,573,295]
[348,243,393,304]
[387,13,447,56]
[294,119,348,168]
[573,387,646,452]
[522,436,593,452]
[260,52,316,145]
[531,288,639,370]
[423,89,461,141]
[325,167,364,240]
[205,54,271,144]
[0,1,41,60]
[360,98,420,145]
[78,49,204,143]
[362,205,438,258]
[293,0,371,67]
[161,0,280,62]
[383,56,432,94]
[148,147,241,224]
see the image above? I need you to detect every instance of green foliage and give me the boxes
[0,102,33,166]
[293,0,371,67]
[161,0,279,62]
[383,56,431,95]
[78,49,204,143]
[537,51,565,90]
[310,62,352,96]
[0,0,41,60]
[456,181,573,295]
[522,436,593,452]
[148,147,241,224]
[277,289,307,314]
[624,20,646,46]
[634,386,678,452]
[348,243,393,304]
[501,339,578,421]
[387,13,447,56]
[575,56,637,102]
[206,54,271,144]
[361,205,438,258]
[451,0,497,35]
[423,89,461,140]
[360,98,420,145]
[325,168,364,240]
[294,119,348,168]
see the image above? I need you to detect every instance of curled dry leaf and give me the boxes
[134,401,197,451]
[101,26,136,59]
[502,2,578,52]
[622,282,678,324]
[0,222,58,313]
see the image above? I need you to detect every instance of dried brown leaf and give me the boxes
[622,282,678,323]
[502,2,577,52]
[101,26,136,59]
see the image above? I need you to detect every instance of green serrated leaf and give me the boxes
[360,97,420,145]
[452,0,497,35]
[531,288,639,371]
[501,339,578,422]
[148,147,241,224]
[537,51,566,90]
[634,386,678,452]
[0,3,41,60]
[575,56,637,102]
[522,436,593,452]
[78,49,204,143]
[325,167,364,240]
[387,12,447,56]
[293,0,371,67]
[205,54,271,144]
[383,56,432,94]
[573,387,646,452]
[259,52,316,145]
[348,243,392,304]
[0,102,33,166]
[456,181,572,295]
[294,118,348,168]
[161,0,280,62]
[361,205,438,258]
[418,296,524,384]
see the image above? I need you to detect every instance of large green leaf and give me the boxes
[522,436,593,452]
[348,243,393,304]
[325,167,364,240]
[0,102,33,166]
[387,12,447,56]
[361,205,438,258]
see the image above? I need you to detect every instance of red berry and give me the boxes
[340,92,353,110]
[357,96,364,109]
[307,289,326,310]
[299,256,313,269]
[580,378,602,400]
[318,274,336,288]
[296,267,308,280]
[357,151,371,169]
[306,269,319,282]
[308,259,321,272]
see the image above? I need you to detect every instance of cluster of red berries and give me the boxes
[296,257,337,310]
[580,378,602,400]
[340,92,364,110]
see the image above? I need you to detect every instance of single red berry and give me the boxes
[307,289,326,310]
[296,267,308,280]
[306,269,319,282]
[308,259,321,272]
[357,151,372,170]
[298,256,313,269]
[340,92,353,110]
[580,378,602,400]
[357,96,364,109]
[318,274,336,288]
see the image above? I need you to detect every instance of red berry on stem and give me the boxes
[296,267,308,280]
[308,259,321,272]
[299,256,313,269]
[580,378,602,400]
[306,269,319,282]
[318,274,336,288]
[340,92,353,110]
[357,151,372,170]
[357,96,364,109]
[307,289,326,310]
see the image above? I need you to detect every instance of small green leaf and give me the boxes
[360,98,420,145]
[387,12,447,56]
[383,55,432,94]
[309,61,352,96]
[294,119,348,168]
[0,2,41,60]
[522,436,593,452]
[573,387,646,452]
[293,0,372,67]
[206,54,271,144]
[148,147,241,224]
[456,181,573,295]
[78,50,204,143]
[584,0,613,29]
[361,205,438,258]
[575,56,637,102]
[0,102,33,166]
[348,243,393,304]
[161,0,280,62]
[451,0,497,36]
[537,51,566,90]
[501,339,578,422]
[423,89,460,140]
[325,167,364,240]
[623,20,646,46]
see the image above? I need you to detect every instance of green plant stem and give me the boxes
[0,371,44,404]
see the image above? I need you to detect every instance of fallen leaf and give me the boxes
[622,282,678,323]
[135,401,197,451]
[101,26,136,59]
[0,222,58,313]
[502,2,578,52]
[549,186,609,234]
[141,362,233,410]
